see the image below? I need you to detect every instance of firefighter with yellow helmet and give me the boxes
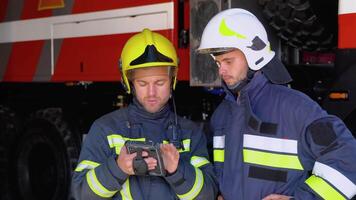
[198,8,356,200]
[72,29,218,200]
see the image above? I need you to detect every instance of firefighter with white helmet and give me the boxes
[72,29,218,200]
[198,8,356,200]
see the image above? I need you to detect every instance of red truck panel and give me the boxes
[338,13,356,49]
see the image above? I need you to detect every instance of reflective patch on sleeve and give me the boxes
[312,162,356,199]
[213,135,225,149]
[309,121,336,146]
[75,160,100,172]
[86,169,118,198]
[213,149,225,162]
[305,175,346,200]
[190,156,210,168]
[107,134,145,154]
[120,179,133,200]
[177,167,204,200]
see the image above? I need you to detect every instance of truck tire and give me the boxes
[0,105,21,200]
[14,108,80,200]
[259,0,337,51]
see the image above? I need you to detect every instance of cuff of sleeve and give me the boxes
[164,160,196,194]
[107,156,128,185]
[165,162,185,186]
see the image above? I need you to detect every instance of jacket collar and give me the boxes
[224,72,269,102]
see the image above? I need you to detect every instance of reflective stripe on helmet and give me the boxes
[219,18,247,39]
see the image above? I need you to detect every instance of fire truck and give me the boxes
[0,0,355,199]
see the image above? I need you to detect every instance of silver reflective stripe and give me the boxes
[313,161,356,198]
[107,134,145,154]
[107,135,126,148]
[75,160,100,172]
[86,169,118,198]
[177,168,204,200]
[213,135,225,148]
[243,134,298,154]
[120,179,133,200]
[190,156,210,168]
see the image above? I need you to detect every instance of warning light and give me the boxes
[328,91,349,100]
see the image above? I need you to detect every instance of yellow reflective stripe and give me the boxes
[120,179,133,200]
[75,160,100,172]
[213,149,224,162]
[177,167,204,200]
[86,169,118,198]
[179,139,191,153]
[243,149,303,170]
[190,156,210,168]
[107,135,125,148]
[313,161,356,198]
[219,18,247,39]
[305,175,346,200]
[107,134,145,154]
[163,139,191,153]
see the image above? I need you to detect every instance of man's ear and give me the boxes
[118,59,128,92]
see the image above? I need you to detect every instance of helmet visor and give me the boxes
[196,47,236,55]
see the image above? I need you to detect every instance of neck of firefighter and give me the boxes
[130,66,173,114]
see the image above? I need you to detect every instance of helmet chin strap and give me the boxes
[226,69,256,94]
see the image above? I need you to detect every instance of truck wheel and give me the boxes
[259,0,337,51]
[0,105,20,200]
[14,108,80,200]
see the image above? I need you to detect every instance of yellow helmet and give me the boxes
[120,29,178,93]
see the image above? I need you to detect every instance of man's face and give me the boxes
[131,66,172,113]
[214,49,249,87]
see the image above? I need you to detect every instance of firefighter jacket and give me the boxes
[72,98,218,200]
[211,72,356,200]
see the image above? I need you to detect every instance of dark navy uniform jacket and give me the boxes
[72,99,218,200]
[211,72,356,200]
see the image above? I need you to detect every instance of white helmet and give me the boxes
[197,8,275,71]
